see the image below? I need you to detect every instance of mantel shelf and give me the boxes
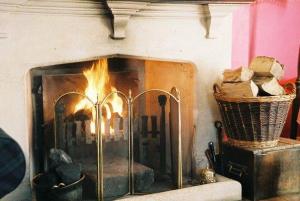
[0,0,254,39]
[105,0,245,39]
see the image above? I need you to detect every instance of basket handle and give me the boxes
[213,84,222,94]
[283,82,296,95]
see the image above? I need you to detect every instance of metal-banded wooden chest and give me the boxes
[223,138,300,201]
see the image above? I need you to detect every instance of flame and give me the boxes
[74,59,123,135]
[109,87,123,117]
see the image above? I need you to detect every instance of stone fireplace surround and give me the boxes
[0,0,251,200]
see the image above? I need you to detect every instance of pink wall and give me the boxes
[232,0,300,80]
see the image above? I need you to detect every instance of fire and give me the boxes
[74,59,123,135]
[109,87,123,117]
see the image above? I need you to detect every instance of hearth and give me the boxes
[30,56,195,200]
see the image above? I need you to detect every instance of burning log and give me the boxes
[74,109,90,121]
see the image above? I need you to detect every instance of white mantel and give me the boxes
[0,0,246,39]
[0,0,249,200]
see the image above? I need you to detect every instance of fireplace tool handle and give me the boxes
[158,95,167,173]
[215,120,224,174]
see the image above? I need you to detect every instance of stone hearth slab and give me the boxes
[33,174,241,201]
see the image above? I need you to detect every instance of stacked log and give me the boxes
[219,56,285,97]
[249,56,284,79]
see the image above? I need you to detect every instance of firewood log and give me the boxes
[249,56,284,80]
[222,67,254,82]
[252,76,273,85]
[253,76,284,96]
[221,80,259,98]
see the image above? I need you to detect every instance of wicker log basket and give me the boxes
[214,83,296,148]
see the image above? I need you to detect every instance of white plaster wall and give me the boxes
[0,8,233,200]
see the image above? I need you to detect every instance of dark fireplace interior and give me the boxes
[30,56,196,200]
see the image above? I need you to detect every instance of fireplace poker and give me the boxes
[140,116,149,164]
[151,116,158,138]
[158,95,167,173]
[141,116,148,138]
[205,149,214,170]
[215,121,223,156]
[208,141,217,166]
[215,120,224,173]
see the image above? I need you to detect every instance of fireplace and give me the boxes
[0,0,250,200]
[30,56,195,200]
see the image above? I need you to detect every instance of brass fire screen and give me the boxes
[53,88,182,201]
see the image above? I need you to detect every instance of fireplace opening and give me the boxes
[30,56,196,200]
